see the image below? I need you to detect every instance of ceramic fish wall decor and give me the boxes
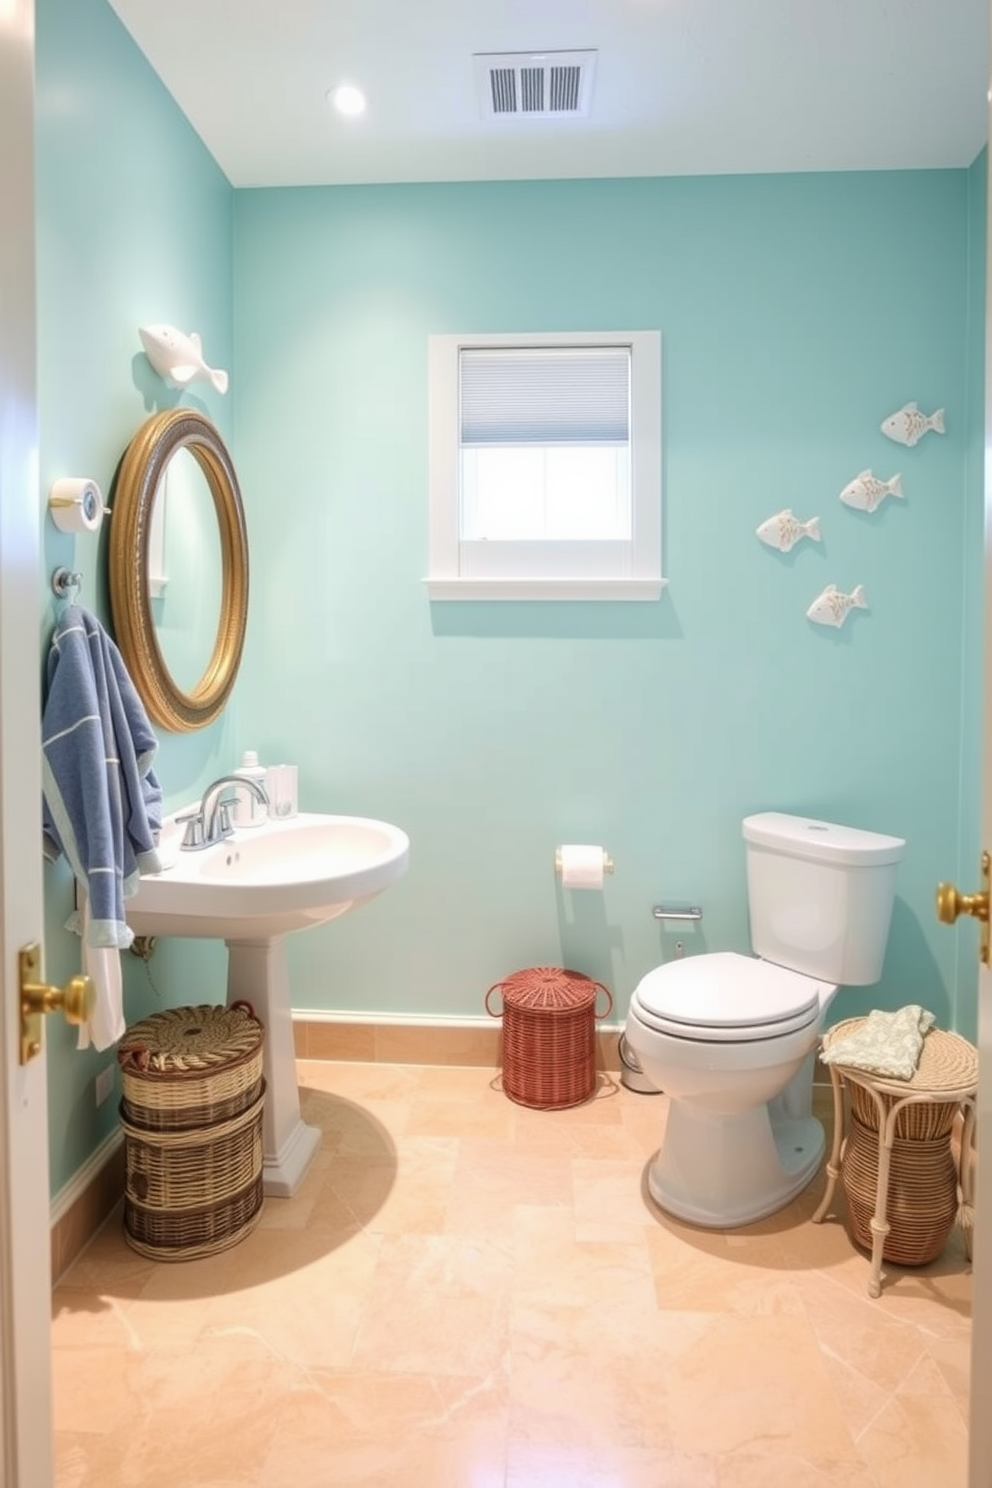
[756,509,821,553]
[880,402,944,447]
[806,584,868,629]
[839,470,903,514]
[138,324,229,395]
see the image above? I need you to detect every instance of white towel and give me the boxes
[75,890,125,1052]
[821,1004,936,1081]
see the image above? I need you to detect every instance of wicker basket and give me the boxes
[842,1110,959,1265]
[121,1092,265,1261]
[118,1001,264,1132]
[823,1018,977,1267]
[117,1002,266,1260]
[485,966,613,1110]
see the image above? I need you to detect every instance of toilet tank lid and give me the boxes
[742,812,905,867]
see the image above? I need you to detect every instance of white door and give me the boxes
[0,3,56,1486]
[968,26,992,1484]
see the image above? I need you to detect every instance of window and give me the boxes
[426,330,663,600]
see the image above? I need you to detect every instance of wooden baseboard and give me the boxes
[50,1133,125,1285]
[292,1015,623,1072]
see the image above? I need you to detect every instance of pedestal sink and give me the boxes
[126,812,410,1196]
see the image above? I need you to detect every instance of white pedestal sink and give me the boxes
[126,812,410,1196]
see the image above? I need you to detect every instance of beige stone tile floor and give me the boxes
[52,1061,973,1487]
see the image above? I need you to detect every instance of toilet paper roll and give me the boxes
[49,477,105,535]
[558,844,606,890]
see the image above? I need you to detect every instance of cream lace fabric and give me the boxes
[821,1004,936,1081]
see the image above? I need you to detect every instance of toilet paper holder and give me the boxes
[555,847,614,876]
[652,904,703,921]
[48,478,109,534]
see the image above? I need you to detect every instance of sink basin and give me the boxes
[127,812,410,941]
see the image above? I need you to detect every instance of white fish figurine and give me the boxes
[756,509,821,553]
[880,402,944,447]
[839,469,903,514]
[806,583,868,629]
[138,324,229,395]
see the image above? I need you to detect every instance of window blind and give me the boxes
[459,346,630,446]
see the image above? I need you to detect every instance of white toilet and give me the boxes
[624,811,905,1228]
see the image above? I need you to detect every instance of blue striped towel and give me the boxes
[41,604,163,949]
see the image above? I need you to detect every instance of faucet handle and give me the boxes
[176,810,205,850]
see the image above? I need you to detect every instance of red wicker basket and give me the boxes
[485,966,613,1110]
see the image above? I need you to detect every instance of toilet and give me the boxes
[624,811,905,1228]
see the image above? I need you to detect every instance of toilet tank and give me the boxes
[742,812,905,986]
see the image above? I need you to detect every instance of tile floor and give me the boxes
[52,1061,972,1487]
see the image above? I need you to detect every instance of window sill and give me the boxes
[424,576,666,601]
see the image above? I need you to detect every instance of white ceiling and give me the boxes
[107,0,989,189]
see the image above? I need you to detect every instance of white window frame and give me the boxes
[425,330,664,601]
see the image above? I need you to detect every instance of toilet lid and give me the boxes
[632,951,826,1041]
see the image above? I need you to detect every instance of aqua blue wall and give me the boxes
[34,0,987,1198]
[36,0,235,1194]
[233,173,984,1038]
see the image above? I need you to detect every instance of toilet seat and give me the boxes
[631,951,830,1043]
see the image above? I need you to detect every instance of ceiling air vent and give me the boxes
[474,50,597,120]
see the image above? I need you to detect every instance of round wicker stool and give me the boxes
[485,967,613,1110]
[812,1017,977,1297]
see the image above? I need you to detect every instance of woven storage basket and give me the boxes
[117,1002,266,1260]
[485,966,613,1110]
[121,1092,264,1261]
[842,1111,958,1265]
[823,1018,977,1267]
[118,1001,264,1132]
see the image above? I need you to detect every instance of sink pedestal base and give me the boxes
[226,936,321,1198]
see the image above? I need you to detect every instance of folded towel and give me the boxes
[41,604,163,1050]
[821,1004,936,1081]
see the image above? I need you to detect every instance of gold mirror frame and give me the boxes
[108,408,249,733]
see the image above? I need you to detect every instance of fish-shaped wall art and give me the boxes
[138,324,229,395]
[806,584,868,629]
[839,469,903,514]
[880,402,944,447]
[756,509,821,553]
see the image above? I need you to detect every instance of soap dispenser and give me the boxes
[232,750,267,828]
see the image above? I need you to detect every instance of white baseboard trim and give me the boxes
[292,1008,624,1033]
[291,1009,500,1029]
[50,1127,123,1227]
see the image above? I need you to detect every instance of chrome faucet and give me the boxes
[178,774,269,851]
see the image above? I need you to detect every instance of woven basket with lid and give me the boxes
[485,966,613,1110]
[117,1002,266,1260]
[118,1000,264,1131]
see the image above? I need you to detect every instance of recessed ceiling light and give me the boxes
[330,84,366,117]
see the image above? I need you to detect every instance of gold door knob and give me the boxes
[19,942,95,1065]
[936,851,991,966]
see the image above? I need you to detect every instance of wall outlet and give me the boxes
[95,1063,115,1107]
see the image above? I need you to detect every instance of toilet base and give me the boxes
[646,1100,825,1229]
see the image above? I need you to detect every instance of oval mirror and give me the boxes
[109,409,249,732]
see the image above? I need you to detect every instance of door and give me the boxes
[968,29,992,1483]
[0,3,56,1485]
